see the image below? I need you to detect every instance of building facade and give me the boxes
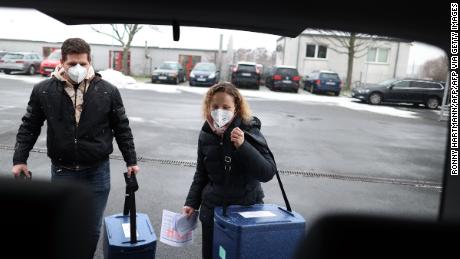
[276,32,412,84]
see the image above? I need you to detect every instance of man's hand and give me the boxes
[127,165,140,177]
[231,127,245,149]
[182,206,196,218]
[12,164,31,178]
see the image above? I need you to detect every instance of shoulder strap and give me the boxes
[244,132,292,212]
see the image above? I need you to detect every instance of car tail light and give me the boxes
[232,67,237,73]
[293,76,300,81]
[315,79,321,85]
[273,75,282,80]
[16,60,24,64]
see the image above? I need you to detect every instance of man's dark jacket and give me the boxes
[13,75,137,170]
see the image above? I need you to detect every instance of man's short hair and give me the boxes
[61,38,91,62]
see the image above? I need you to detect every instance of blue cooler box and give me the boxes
[213,204,306,259]
[103,213,157,259]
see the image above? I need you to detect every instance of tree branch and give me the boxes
[91,25,124,46]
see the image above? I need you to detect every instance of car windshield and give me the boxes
[194,63,215,72]
[277,68,298,76]
[3,53,24,60]
[159,63,178,70]
[0,7,450,259]
[320,73,339,80]
[47,51,61,61]
[238,64,256,72]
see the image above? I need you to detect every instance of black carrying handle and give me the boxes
[14,170,32,181]
[123,172,139,243]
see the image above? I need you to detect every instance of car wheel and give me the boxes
[334,91,340,96]
[426,97,440,109]
[190,81,195,87]
[4,70,11,74]
[369,92,383,105]
[28,66,36,75]
[310,85,315,94]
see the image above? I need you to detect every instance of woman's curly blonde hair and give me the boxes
[202,82,252,124]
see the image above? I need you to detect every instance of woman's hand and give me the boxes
[231,127,244,149]
[182,206,196,218]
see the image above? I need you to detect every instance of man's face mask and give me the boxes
[211,109,234,128]
[67,64,88,84]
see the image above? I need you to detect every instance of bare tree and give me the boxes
[420,56,448,81]
[311,30,381,90]
[92,24,143,75]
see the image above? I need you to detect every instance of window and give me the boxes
[306,44,327,59]
[413,81,443,89]
[276,68,299,76]
[320,73,340,80]
[306,44,316,58]
[237,64,256,72]
[393,80,410,88]
[317,45,327,59]
[367,48,390,63]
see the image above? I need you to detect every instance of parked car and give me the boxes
[189,62,220,87]
[40,50,61,77]
[0,51,7,72]
[351,78,445,109]
[264,65,301,93]
[151,61,186,84]
[0,52,42,75]
[231,62,260,90]
[304,70,342,96]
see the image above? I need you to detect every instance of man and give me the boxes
[11,38,140,257]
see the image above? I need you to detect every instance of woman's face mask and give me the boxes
[210,92,236,128]
[67,64,88,84]
[211,109,234,128]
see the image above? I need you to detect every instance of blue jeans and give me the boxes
[51,160,111,258]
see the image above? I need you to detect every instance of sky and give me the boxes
[0,7,447,72]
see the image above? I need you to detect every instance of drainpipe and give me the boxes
[393,41,400,78]
[283,37,286,65]
[296,35,301,71]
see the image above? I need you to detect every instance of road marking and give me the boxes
[0,144,442,190]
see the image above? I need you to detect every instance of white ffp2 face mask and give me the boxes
[67,64,88,84]
[211,109,234,128]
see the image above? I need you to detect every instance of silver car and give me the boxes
[0,52,43,75]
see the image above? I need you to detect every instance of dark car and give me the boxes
[304,70,342,96]
[352,78,445,109]
[0,52,43,75]
[189,62,220,87]
[231,62,260,90]
[151,61,186,84]
[265,66,301,93]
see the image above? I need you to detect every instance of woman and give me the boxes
[182,82,277,259]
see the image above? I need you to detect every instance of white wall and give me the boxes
[0,39,221,76]
[276,35,411,84]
